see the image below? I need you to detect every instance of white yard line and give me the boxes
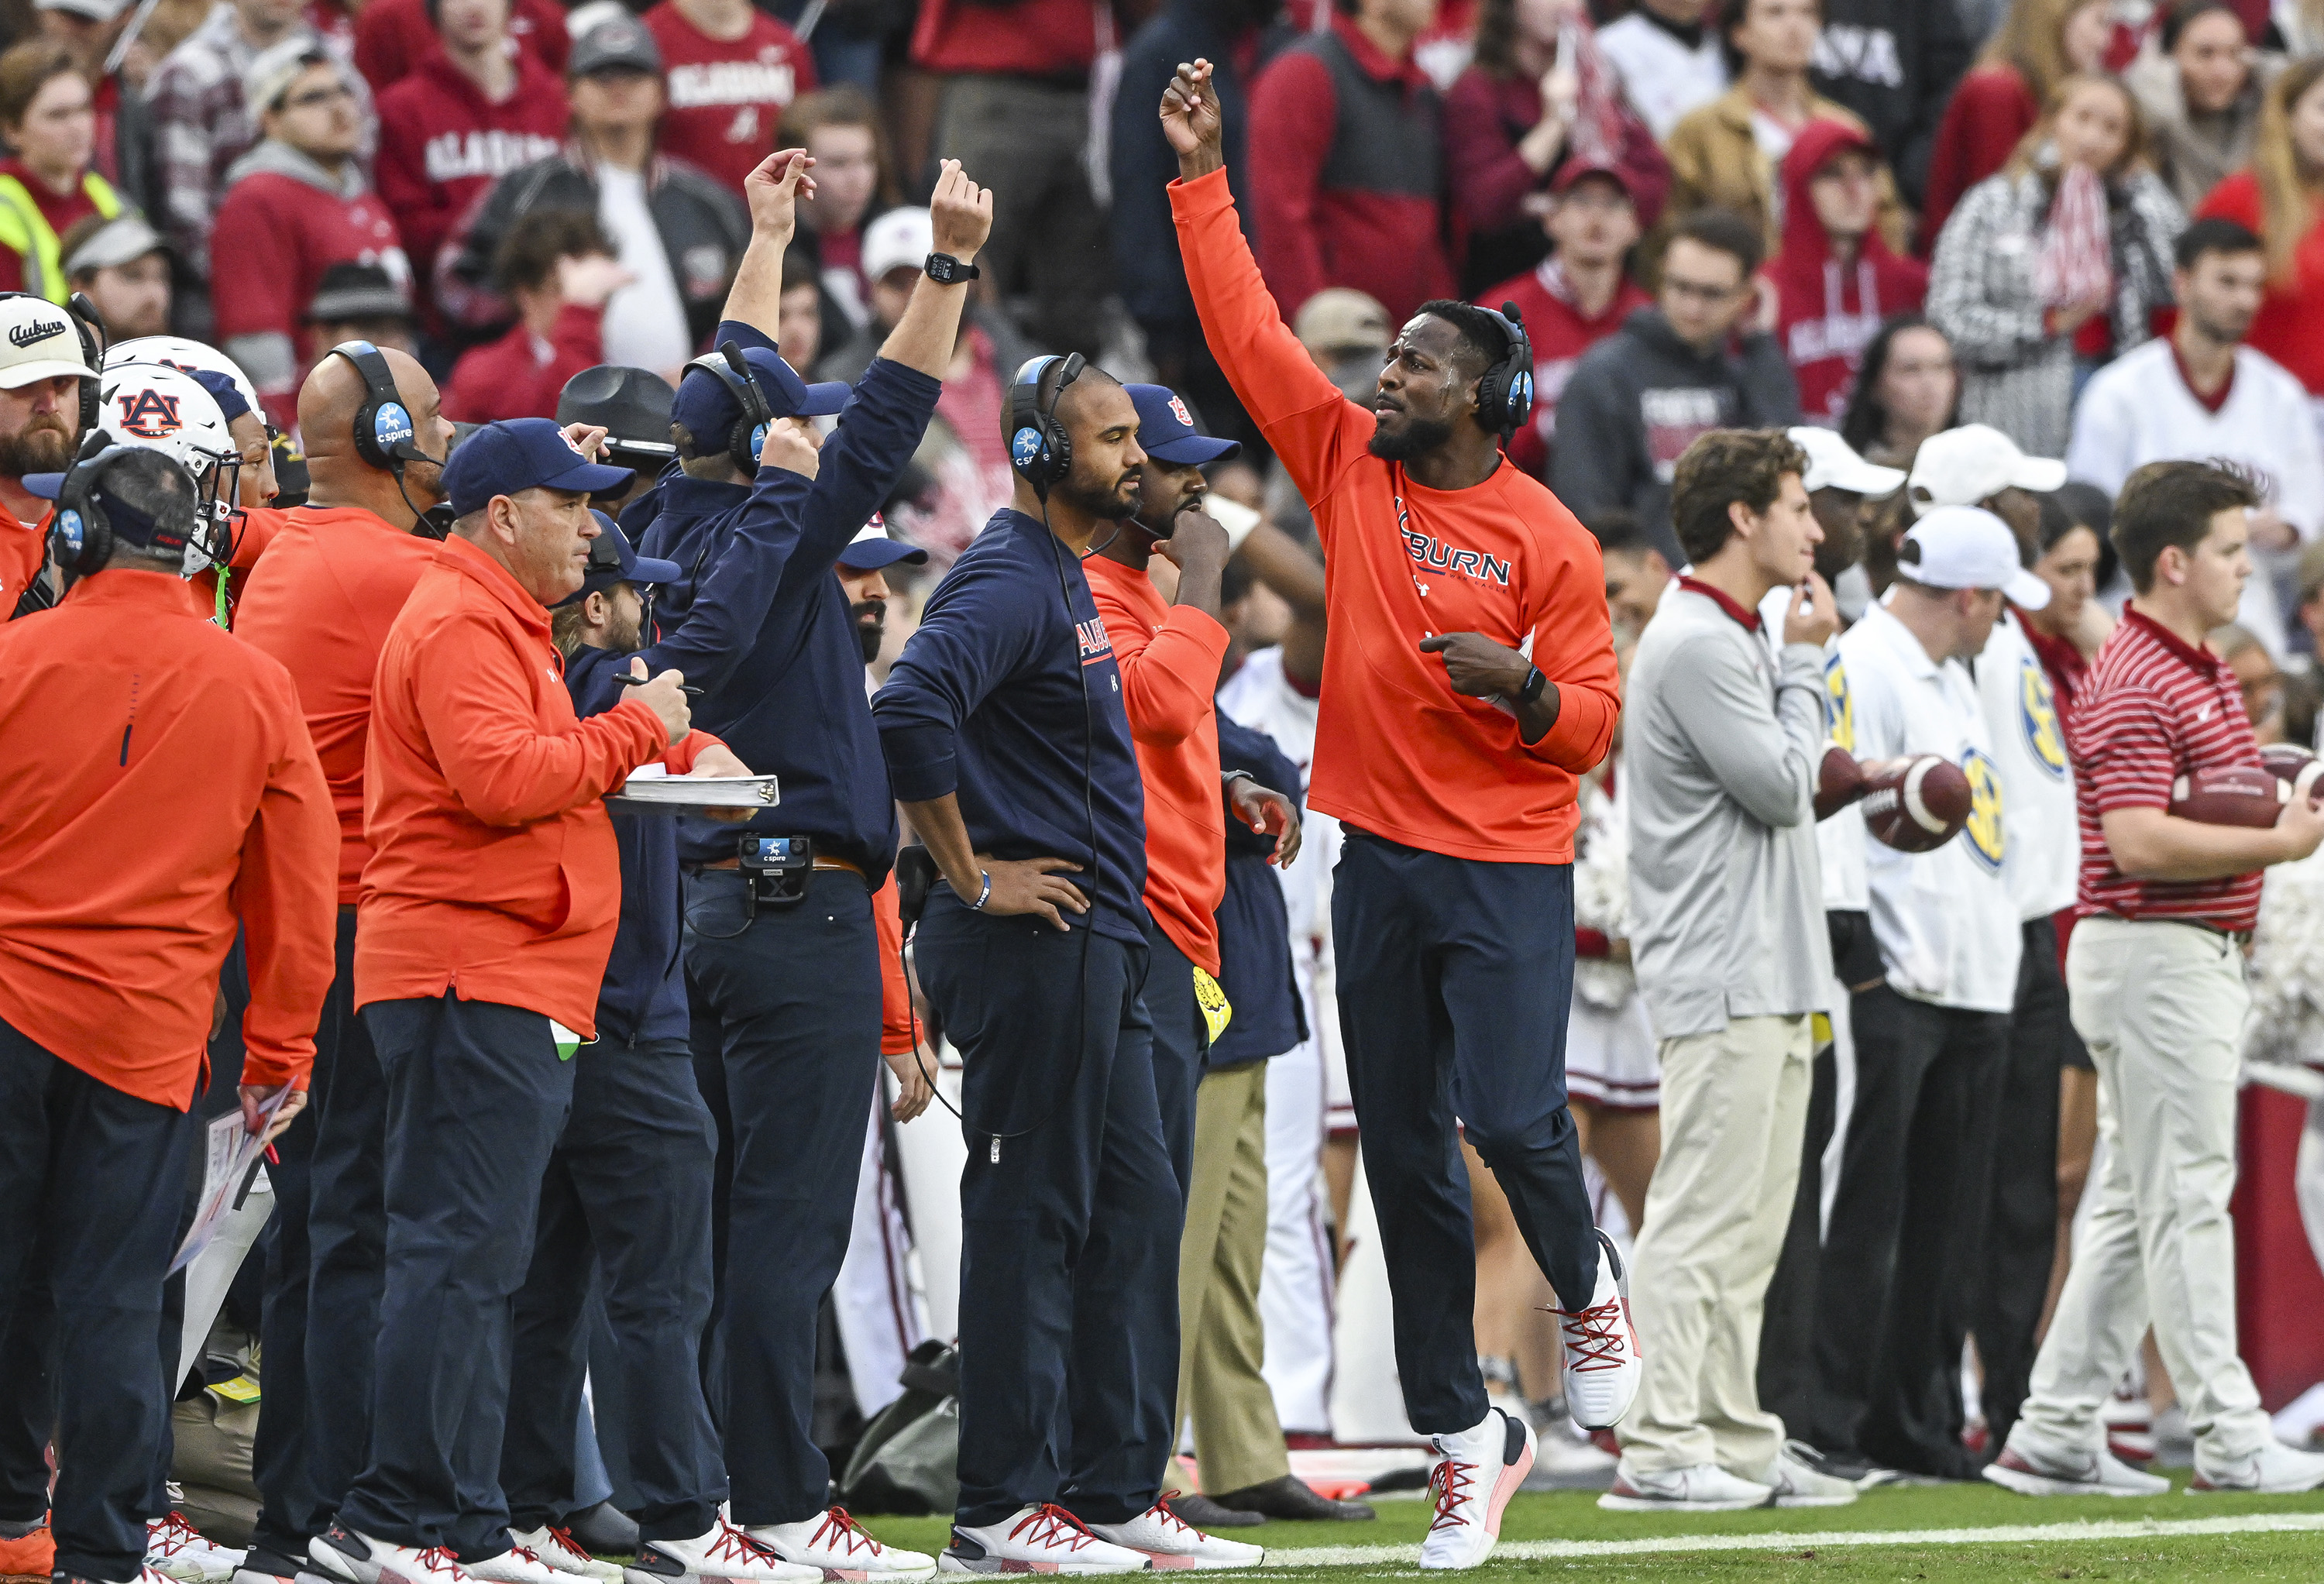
[1250,1510,2324,1568]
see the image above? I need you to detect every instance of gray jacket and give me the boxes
[1624,584,1832,1039]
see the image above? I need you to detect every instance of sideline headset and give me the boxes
[328,340,455,537]
[679,342,777,474]
[1007,352,1085,500]
[1473,301,1535,441]
[47,432,216,584]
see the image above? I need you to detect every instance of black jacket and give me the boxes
[436,142,750,345]
[1809,0,1973,208]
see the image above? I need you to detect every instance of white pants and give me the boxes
[2018,916,2271,1462]
[1618,1013,1812,1476]
[832,1091,927,1420]
[1258,1018,1335,1434]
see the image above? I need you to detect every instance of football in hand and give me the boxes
[1860,755,1974,853]
[1814,744,1867,820]
[2168,764,2292,828]
[2259,744,2324,806]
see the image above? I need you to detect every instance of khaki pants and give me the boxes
[1618,1013,1813,1476]
[1177,1063,1291,1496]
[2018,916,2271,1462]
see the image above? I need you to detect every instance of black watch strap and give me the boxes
[924,252,981,284]
[1518,665,1548,706]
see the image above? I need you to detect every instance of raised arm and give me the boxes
[720,148,813,340]
[1162,59,1373,514]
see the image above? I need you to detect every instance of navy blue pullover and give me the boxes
[634,320,939,880]
[873,507,1150,947]
[1211,716,1306,1065]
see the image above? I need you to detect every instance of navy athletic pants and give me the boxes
[915,894,1181,1531]
[1330,829,1598,1435]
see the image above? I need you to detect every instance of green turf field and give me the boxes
[847,1477,2324,1579]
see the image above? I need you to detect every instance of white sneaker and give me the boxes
[510,1531,621,1584]
[2189,1438,2324,1493]
[744,1510,937,1579]
[1085,1503,1263,1572]
[302,1527,473,1584]
[937,1506,1149,1574]
[462,1551,562,1584]
[1420,1407,1535,1570]
[1552,1233,1642,1431]
[1597,1462,1773,1512]
[1530,1416,1617,1479]
[1761,1448,1858,1508]
[1983,1428,2171,1497]
[149,1514,244,1584]
[630,1521,820,1584]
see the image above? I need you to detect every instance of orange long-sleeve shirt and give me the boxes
[0,571,339,1106]
[235,505,446,904]
[1171,167,1620,863]
[874,875,913,1057]
[355,535,669,1034]
[1084,553,1231,975]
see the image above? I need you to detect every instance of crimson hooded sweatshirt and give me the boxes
[1769,119,1928,426]
[374,46,566,280]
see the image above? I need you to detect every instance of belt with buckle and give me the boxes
[697,854,865,878]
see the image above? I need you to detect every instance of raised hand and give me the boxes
[744,147,816,243]
[928,159,993,265]
[1160,59,1225,179]
[758,415,823,479]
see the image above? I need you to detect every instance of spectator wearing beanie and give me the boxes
[1807,0,1973,212]
[438,16,748,376]
[2127,2,2272,214]
[353,0,568,94]
[212,42,410,428]
[373,0,566,287]
[148,0,371,333]
[779,84,892,335]
[2067,218,2322,658]
[442,211,626,423]
[1443,0,1668,296]
[912,0,1105,356]
[1769,121,1929,428]
[0,42,122,302]
[641,0,816,198]
[2196,57,2324,400]
[1595,0,1725,141]
[1923,0,2110,252]
[1659,0,1905,267]
[1245,0,1456,326]
[1928,72,2182,462]
[1474,156,1652,481]
[1554,207,1800,563]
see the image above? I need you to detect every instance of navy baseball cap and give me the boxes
[670,346,851,451]
[837,516,929,572]
[1126,384,1239,466]
[557,511,682,605]
[442,417,633,517]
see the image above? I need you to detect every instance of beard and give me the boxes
[851,600,884,665]
[0,414,74,479]
[1057,467,1140,521]
[1367,411,1456,462]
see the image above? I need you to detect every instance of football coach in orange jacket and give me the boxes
[304,418,693,1584]
[0,444,336,1584]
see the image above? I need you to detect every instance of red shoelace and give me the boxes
[1006,1505,1100,1554]
[1147,1501,1198,1541]
[1556,1297,1634,1369]
[706,1524,782,1566]
[1428,1459,1477,1530]
[415,1547,466,1579]
[148,1514,208,1557]
[806,1509,882,1558]
[543,1530,591,1566]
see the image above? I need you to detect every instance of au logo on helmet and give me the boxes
[115,390,183,439]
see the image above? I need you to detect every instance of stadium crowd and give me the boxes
[9,0,2324,1578]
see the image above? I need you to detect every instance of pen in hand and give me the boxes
[622,675,705,697]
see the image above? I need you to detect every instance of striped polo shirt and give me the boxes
[2075,608,2264,931]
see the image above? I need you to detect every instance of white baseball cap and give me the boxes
[1907,424,2068,515]
[1899,505,2051,608]
[1788,425,1904,497]
[0,297,95,390]
[862,207,934,284]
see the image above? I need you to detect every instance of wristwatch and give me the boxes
[924,253,980,286]
[1517,666,1549,706]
